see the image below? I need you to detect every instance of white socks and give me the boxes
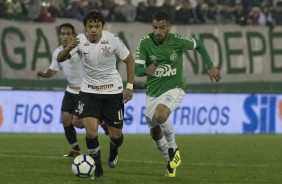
[160,120,177,151]
[153,120,177,161]
[153,136,169,160]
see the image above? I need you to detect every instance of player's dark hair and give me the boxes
[83,9,105,27]
[152,11,170,23]
[59,23,75,34]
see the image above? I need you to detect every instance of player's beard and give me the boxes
[154,34,166,44]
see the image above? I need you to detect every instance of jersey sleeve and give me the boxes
[134,36,148,76]
[135,35,148,65]
[176,35,213,69]
[49,48,60,71]
[113,35,130,60]
[175,35,196,51]
[194,38,214,69]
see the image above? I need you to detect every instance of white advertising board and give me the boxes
[0,90,282,134]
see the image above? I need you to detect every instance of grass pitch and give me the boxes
[0,133,281,184]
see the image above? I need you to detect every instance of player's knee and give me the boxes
[86,130,98,139]
[110,134,124,147]
[153,113,167,124]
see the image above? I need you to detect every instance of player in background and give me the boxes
[37,23,108,158]
[37,23,83,158]
[57,10,134,180]
[135,11,221,177]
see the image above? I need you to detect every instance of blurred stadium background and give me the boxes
[0,0,282,183]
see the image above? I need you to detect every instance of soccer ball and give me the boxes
[72,154,95,178]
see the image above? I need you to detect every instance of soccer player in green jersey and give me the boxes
[135,11,221,177]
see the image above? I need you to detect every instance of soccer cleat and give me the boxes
[168,148,181,169]
[63,150,81,158]
[165,161,176,177]
[91,167,104,180]
[91,173,103,180]
[91,174,103,180]
[108,155,118,168]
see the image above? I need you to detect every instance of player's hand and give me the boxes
[147,63,157,76]
[208,67,221,83]
[123,88,133,103]
[66,38,80,51]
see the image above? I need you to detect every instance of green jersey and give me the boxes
[135,33,195,97]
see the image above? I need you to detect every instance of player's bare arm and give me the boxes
[57,38,80,62]
[36,69,57,78]
[123,53,134,103]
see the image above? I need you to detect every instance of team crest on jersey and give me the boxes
[170,51,178,62]
[102,46,111,56]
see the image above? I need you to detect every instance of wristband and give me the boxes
[126,83,133,90]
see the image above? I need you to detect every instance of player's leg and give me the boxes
[79,92,104,179]
[102,93,124,168]
[72,93,84,129]
[150,124,169,160]
[107,126,123,168]
[62,111,81,157]
[146,96,169,160]
[150,104,178,177]
[61,91,81,157]
[156,88,185,170]
[83,117,103,179]
[146,97,176,177]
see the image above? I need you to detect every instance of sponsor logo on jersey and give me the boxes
[101,40,109,44]
[88,84,114,91]
[153,64,176,77]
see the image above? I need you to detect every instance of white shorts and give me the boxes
[145,88,185,128]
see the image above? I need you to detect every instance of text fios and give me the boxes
[14,104,53,124]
